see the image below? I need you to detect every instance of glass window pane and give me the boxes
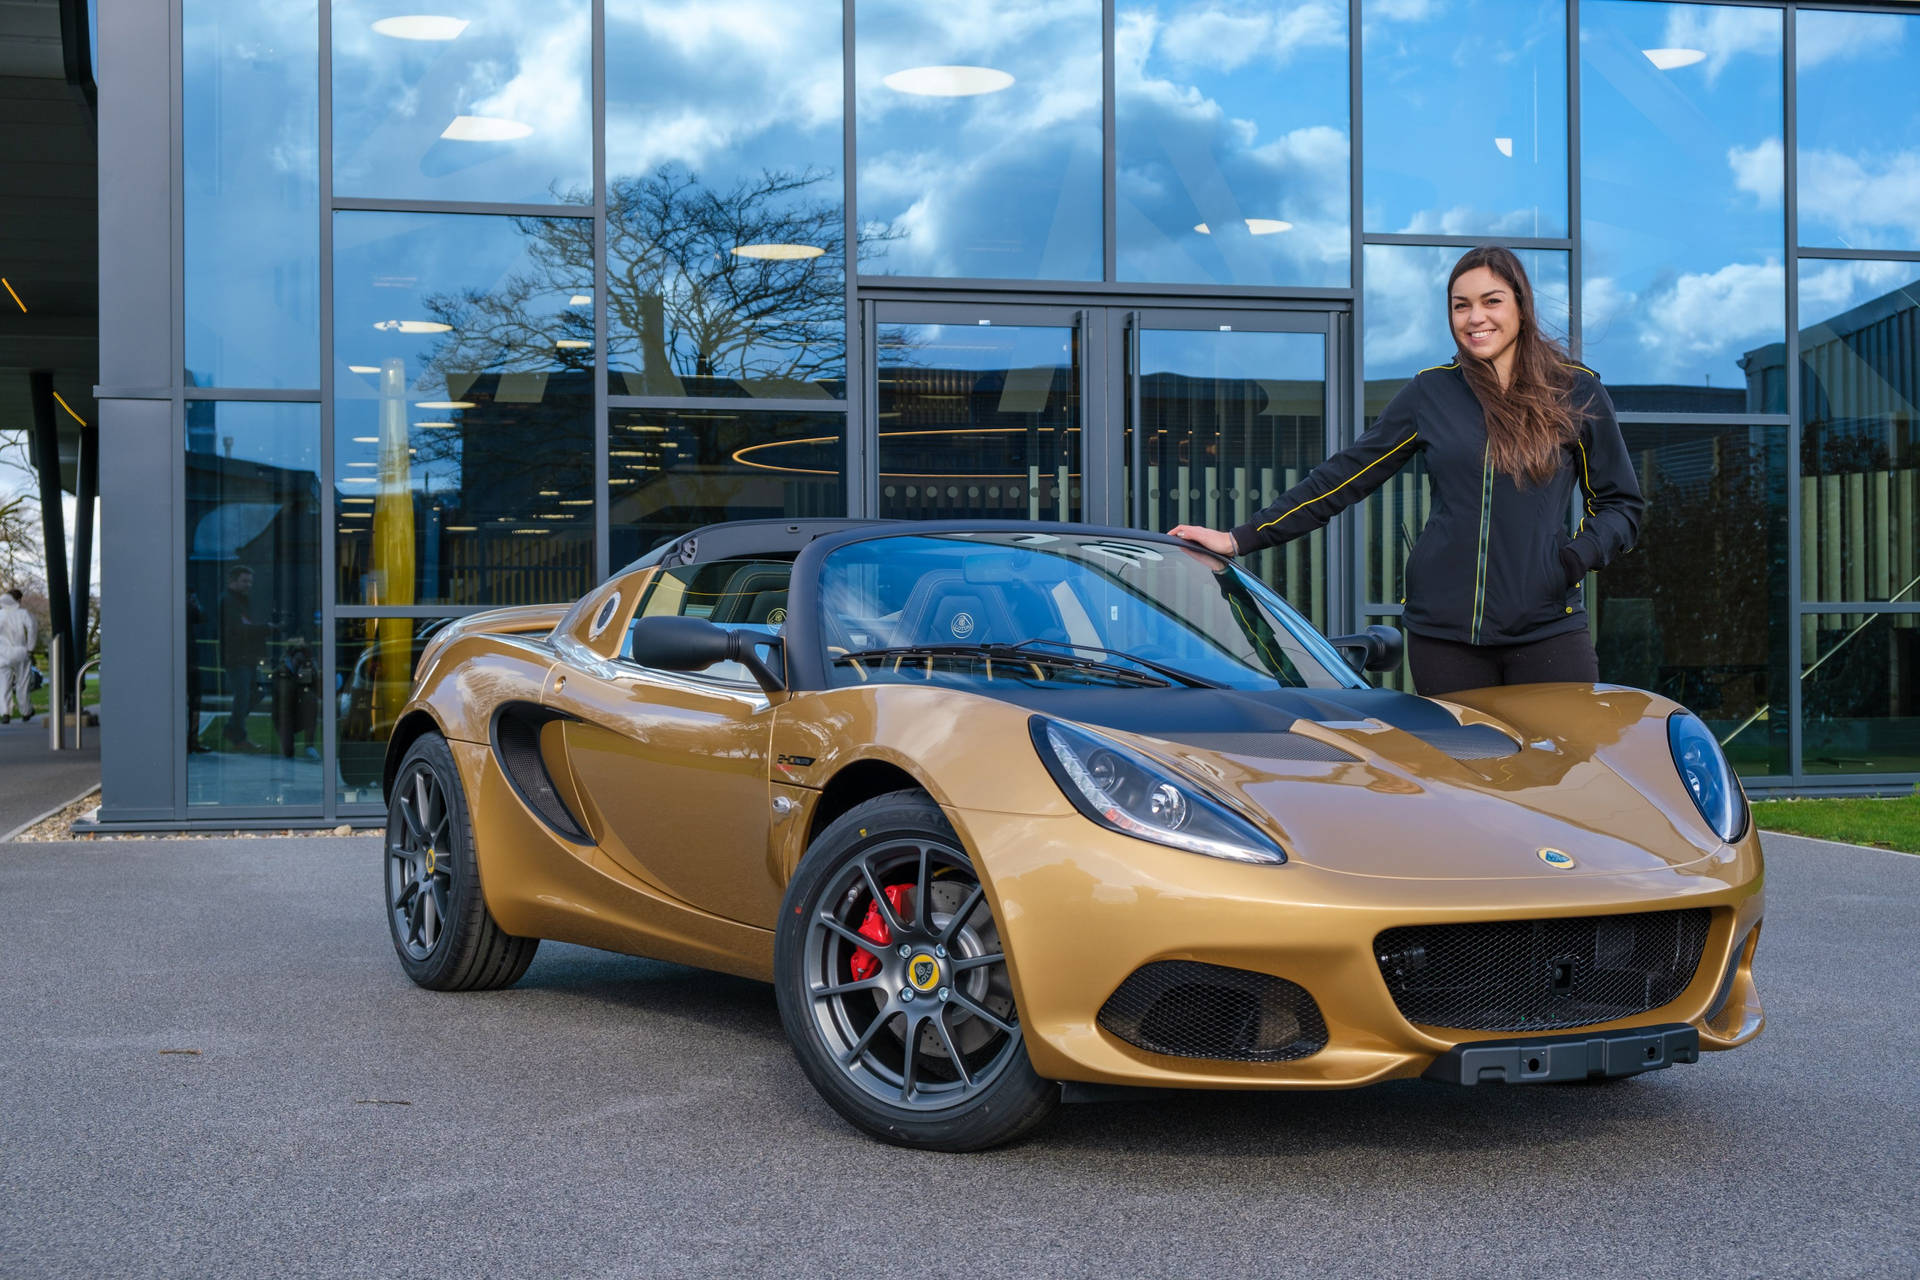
[1802,612,1920,775]
[1359,245,1568,608]
[1591,422,1790,779]
[1579,1,1783,413]
[1362,0,1565,238]
[875,322,1081,521]
[1796,10,1920,252]
[1132,328,1329,630]
[183,1,319,389]
[1796,261,1920,605]
[186,403,323,808]
[334,211,594,607]
[331,1,590,205]
[337,616,458,805]
[1115,0,1350,287]
[605,0,845,399]
[609,409,848,567]
[856,0,1102,281]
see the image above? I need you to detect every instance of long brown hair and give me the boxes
[1447,245,1578,486]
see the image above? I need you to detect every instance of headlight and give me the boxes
[1668,711,1748,842]
[1030,718,1287,865]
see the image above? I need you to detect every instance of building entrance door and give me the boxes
[864,302,1342,627]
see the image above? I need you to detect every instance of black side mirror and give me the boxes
[626,616,786,692]
[1328,624,1404,675]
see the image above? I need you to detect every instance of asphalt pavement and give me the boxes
[0,719,98,838]
[2,831,1915,1279]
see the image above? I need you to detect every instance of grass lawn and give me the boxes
[1751,790,1920,855]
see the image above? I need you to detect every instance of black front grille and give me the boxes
[1098,961,1327,1062]
[1375,909,1712,1032]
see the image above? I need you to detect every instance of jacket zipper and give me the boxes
[1470,442,1492,643]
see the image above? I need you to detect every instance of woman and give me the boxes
[1172,245,1643,696]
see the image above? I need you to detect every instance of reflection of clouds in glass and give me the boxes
[332,0,590,203]
[1116,2,1349,286]
[1582,261,1784,382]
[1796,12,1919,251]
[1742,140,1920,247]
[184,0,320,389]
[1362,0,1564,237]
[1798,259,1920,324]
[858,0,1102,280]
[1792,11,1906,69]
[1364,244,1569,377]
[605,0,840,176]
[1658,4,1778,84]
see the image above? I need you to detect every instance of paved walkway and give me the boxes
[0,719,99,837]
[0,832,1915,1277]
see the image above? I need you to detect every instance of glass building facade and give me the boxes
[95,0,1920,824]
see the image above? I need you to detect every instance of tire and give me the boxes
[774,791,1059,1151]
[384,731,538,991]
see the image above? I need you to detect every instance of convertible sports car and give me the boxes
[381,519,1764,1151]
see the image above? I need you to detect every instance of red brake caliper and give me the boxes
[848,884,915,981]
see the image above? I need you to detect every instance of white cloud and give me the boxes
[1799,259,1920,323]
[1727,137,1783,208]
[1796,147,1920,246]
[1155,0,1346,72]
[1637,261,1785,369]
[1660,5,1780,84]
[1795,11,1908,69]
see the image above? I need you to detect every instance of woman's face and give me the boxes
[1449,265,1522,366]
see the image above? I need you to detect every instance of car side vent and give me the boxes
[1407,724,1520,760]
[491,703,590,843]
[1098,961,1328,1063]
[1154,732,1357,762]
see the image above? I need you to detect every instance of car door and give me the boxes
[542,556,789,928]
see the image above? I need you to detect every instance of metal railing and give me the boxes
[73,656,101,750]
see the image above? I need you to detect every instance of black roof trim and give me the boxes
[617,519,892,575]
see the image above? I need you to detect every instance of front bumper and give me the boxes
[950,807,1765,1090]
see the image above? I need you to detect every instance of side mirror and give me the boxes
[1328,624,1404,675]
[626,616,786,692]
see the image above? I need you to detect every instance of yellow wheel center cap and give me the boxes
[426,846,436,875]
[907,953,942,992]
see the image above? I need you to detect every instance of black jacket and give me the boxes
[1231,361,1644,646]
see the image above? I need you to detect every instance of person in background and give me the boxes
[0,587,35,724]
[218,564,270,752]
[1171,244,1644,697]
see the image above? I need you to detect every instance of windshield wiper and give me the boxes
[834,639,1224,690]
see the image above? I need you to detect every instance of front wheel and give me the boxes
[384,731,539,991]
[774,792,1059,1151]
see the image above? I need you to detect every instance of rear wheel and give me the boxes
[774,792,1058,1151]
[384,732,538,991]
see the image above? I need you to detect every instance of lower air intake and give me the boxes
[1097,961,1327,1063]
[1375,909,1712,1032]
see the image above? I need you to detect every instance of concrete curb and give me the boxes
[1,784,102,845]
[1758,828,1919,859]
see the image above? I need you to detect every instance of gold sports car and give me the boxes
[381,519,1764,1150]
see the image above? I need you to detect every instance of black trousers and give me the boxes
[1408,628,1599,697]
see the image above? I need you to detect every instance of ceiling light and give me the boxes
[631,424,667,433]
[559,498,593,506]
[414,401,474,410]
[1,277,25,312]
[445,524,477,531]
[538,490,560,496]
[512,528,552,535]
[1642,48,1706,70]
[352,436,379,444]
[611,477,636,485]
[555,338,592,349]
[1494,137,1514,157]
[1192,218,1294,236]
[441,115,534,142]
[569,294,591,305]
[341,476,377,484]
[374,319,451,334]
[347,462,377,469]
[883,65,1014,96]
[371,15,469,40]
[347,365,381,374]
[731,243,826,261]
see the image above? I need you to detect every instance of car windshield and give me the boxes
[816,531,1362,691]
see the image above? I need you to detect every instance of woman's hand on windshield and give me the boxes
[1168,525,1239,556]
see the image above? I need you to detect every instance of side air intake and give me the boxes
[1098,961,1328,1063]
[490,703,590,843]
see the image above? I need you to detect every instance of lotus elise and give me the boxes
[380,519,1764,1150]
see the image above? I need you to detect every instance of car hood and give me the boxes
[995,683,1730,881]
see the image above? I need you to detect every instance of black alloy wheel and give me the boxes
[383,732,539,991]
[774,792,1058,1151]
